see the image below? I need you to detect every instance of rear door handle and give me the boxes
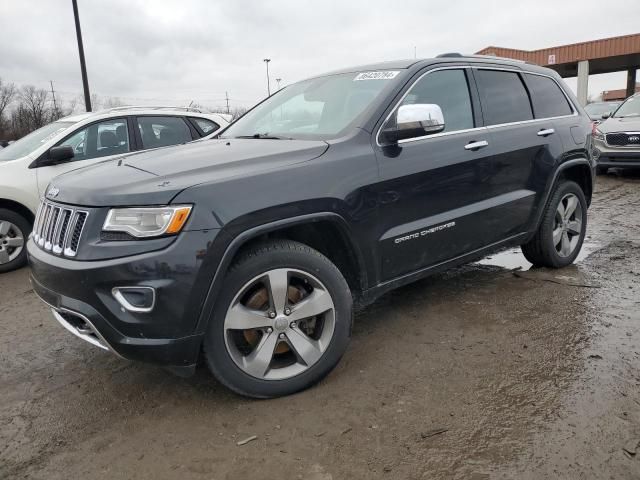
[537,128,555,137]
[464,140,489,151]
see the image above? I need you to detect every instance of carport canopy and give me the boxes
[476,33,640,106]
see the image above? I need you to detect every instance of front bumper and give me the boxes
[592,138,640,168]
[28,229,219,366]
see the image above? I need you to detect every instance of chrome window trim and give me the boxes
[376,64,579,147]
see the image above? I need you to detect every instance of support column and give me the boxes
[626,68,637,98]
[577,60,589,106]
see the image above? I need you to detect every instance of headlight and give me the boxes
[593,127,604,141]
[103,205,192,238]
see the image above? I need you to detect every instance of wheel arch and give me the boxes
[0,198,36,225]
[194,212,367,335]
[531,157,593,235]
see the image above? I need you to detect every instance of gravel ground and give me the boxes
[1,172,640,480]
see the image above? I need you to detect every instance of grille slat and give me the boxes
[33,200,89,258]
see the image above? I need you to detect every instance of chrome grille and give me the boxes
[32,200,89,257]
[606,132,640,147]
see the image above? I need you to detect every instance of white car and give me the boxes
[0,106,230,272]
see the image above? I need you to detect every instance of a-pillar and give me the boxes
[626,67,637,98]
[576,60,589,106]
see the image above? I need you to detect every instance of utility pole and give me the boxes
[276,78,282,91]
[225,91,230,114]
[72,0,92,112]
[263,58,271,96]
[49,80,59,116]
[414,46,417,59]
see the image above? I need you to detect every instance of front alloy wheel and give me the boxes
[203,240,352,398]
[0,221,25,265]
[224,268,336,380]
[0,208,31,273]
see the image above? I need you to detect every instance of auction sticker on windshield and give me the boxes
[354,71,400,81]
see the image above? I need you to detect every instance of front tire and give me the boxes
[521,180,587,268]
[0,209,31,273]
[596,165,609,175]
[203,240,352,398]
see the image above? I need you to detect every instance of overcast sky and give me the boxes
[1,0,639,111]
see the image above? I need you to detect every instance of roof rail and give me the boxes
[104,105,204,113]
[470,54,527,64]
[435,52,528,64]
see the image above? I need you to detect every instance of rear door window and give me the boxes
[475,70,533,125]
[524,74,573,118]
[136,116,193,149]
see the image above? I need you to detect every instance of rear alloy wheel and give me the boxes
[521,180,587,268]
[203,240,352,398]
[0,209,30,273]
[553,193,583,258]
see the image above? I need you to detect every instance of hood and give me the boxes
[48,138,329,207]
[597,116,640,133]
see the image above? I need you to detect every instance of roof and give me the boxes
[311,55,547,80]
[59,107,229,124]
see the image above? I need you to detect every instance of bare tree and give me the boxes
[0,78,17,139]
[0,78,16,120]
[19,85,50,128]
[102,96,124,109]
[230,106,248,120]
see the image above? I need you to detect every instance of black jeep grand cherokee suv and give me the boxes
[28,55,594,398]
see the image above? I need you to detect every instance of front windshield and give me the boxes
[221,70,402,140]
[585,102,619,117]
[613,95,640,118]
[0,121,75,161]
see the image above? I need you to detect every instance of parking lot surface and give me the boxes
[1,172,640,479]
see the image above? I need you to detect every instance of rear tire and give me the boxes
[0,209,31,274]
[521,180,587,268]
[202,240,352,398]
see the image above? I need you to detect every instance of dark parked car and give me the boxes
[28,55,594,398]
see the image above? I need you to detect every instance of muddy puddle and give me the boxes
[477,240,604,270]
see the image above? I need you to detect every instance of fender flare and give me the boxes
[531,157,594,234]
[193,212,366,334]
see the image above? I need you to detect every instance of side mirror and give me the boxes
[380,104,445,144]
[39,145,75,166]
[601,111,611,120]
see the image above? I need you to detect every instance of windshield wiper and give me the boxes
[234,133,292,140]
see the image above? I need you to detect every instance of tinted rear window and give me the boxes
[475,70,533,125]
[524,74,573,118]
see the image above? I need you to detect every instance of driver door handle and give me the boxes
[537,128,555,137]
[464,140,489,151]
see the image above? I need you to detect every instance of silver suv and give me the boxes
[592,93,640,174]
